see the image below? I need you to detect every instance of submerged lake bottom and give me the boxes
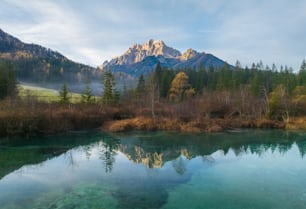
[1,130,306,209]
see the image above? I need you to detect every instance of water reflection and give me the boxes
[2,130,306,179]
[1,130,306,209]
[98,130,306,171]
[0,132,103,179]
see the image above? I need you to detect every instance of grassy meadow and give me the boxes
[17,84,99,103]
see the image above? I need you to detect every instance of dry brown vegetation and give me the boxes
[102,90,286,133]
[285,117,306,130]
[0,99,131,137]
[1,87,303,137]
[103,116,285,133]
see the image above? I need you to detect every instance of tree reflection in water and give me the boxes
[2,130,306,209]
[100,130,306,172]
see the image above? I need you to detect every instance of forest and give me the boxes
[1,59,306,137]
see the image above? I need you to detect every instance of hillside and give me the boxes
[0,29,97,83]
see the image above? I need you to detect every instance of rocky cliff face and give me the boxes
[179,48,199,60]
[104,39,181,67]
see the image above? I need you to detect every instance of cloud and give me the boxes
[196,0,306,70]
[0,0,192,66]
[0,0,305,70]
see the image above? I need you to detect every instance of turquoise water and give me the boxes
[1,130,306,209]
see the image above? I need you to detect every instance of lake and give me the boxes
[1,130,306,209]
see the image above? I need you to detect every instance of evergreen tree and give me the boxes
[250,72,261,96]
[160,68,175,98]
[216,64,231,91]
[81,81,94,104]
[0,62,16,100]
[154,61,162,84]
[59,83,70,104]
[235,60,242,70]
[102,71,118,105]
[154,61,163,99]
[113,89,120,104]
[136,74,145,97]
[298,60,306,86]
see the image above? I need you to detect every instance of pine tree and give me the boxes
[298,60,306,86]
[136,74,145,97]
[59,83,69,104]
[102,71,119,105]
[250,73,261,96]
[0,62,16,100]
[154,61,162,84]
[81,81,94,104]
[154,61,162,99]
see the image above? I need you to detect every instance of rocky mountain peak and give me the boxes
[101,39,228,76]
[180,48,199,60]
[105,39,182,66]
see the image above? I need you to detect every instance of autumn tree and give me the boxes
[292,85,306,115]
[169,72,195,102]
[268,84,290,122]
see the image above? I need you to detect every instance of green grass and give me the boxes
[17,84,98,103]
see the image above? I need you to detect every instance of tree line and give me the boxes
[127,59,306,121]
[2,58,306,122]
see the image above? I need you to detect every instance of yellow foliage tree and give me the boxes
[169,72,195,102]
[292,85,306,115]
[268,84,290,122]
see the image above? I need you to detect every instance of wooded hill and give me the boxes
[0,29,97,83]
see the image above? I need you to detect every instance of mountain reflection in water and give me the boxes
[1,130,306,178]
[1,130,306,209]
[100,130,306,171]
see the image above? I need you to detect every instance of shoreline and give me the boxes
[1,101,306,138]
[102,116,285,133]
[1,115,306,138]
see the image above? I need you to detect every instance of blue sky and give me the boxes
[0,0,305,70]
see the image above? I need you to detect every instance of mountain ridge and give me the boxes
[0,29,231,83]
[103,39,181,67]
[0,28,96,83]
[102,39,230,76]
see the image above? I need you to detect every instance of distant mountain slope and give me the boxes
[102,39,230,76]
[174,53,227,69]
[0,29,96,83]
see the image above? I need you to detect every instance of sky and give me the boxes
[0,0,305,70]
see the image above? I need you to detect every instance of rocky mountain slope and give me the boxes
[103,39,181,66]
[102,39,230,76]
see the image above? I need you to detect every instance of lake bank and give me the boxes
[103,116,285,133]
[1,99,306,138]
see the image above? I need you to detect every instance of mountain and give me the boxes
[0,29,96,83]
[103,39,181,67]
[102,39,230,76]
